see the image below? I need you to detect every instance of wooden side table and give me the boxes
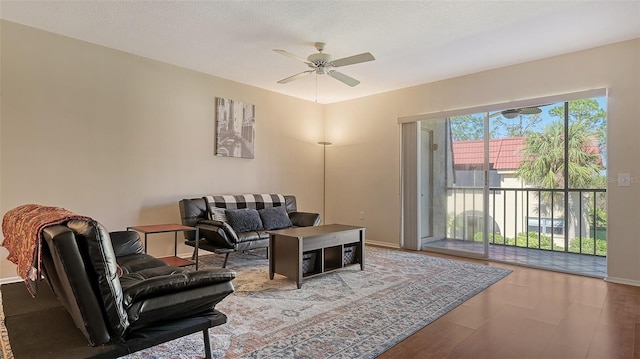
[127,224,200,269]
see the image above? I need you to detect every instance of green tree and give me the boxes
[517,120,601,189]
[451,112,543,141]
[517,119,604,242]
[450,115,485,141]
[492,113,543,137]
[549,99,607,161]
[549,99,606,133]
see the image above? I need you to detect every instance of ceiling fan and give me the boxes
[273,42,375,87]
[491,106,542,119]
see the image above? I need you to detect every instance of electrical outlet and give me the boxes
[359,211,365,220]
[618,173,631,187]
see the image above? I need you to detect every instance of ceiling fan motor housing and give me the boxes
[307,53,332,68]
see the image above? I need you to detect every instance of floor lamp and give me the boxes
[318,141,332,224]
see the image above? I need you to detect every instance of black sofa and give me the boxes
[39,219,235,357]
[179,194,321,267]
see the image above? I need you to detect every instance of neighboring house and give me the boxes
[452,137,524,187]
[448,136,602,245]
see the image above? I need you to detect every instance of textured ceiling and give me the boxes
[1,1,639,104]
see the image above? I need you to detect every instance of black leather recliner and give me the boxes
[40,218,235,357]
[179,195,321,267]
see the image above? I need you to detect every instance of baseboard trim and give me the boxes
[0,276,22,285]
[178,249,215,259]
[366,240,400,249]
[179,251,194,259]
[604,276,640,287]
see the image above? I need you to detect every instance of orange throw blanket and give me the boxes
[2,204,92,296]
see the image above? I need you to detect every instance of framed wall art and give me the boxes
[215,97,255,159]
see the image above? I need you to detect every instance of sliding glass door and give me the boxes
[418,114,489,258]
[412,96,607,262]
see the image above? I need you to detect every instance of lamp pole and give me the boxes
[317,141,332,224]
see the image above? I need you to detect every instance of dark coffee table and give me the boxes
[268,224,366,288]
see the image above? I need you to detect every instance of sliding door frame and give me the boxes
[399,89,607,259]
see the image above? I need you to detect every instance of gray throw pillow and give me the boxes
[259,206,293,230]
[225,208,263,232]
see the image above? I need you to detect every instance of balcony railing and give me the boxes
[447,187,607,256]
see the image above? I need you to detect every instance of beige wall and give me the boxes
[3,20,640,285]
[325,39,640,285]
[0,21,324,279]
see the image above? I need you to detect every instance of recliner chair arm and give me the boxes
[120,267,236,308]
[289,212,321,227]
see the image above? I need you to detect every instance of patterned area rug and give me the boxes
[0,246,510,359]
[122,246,511,358]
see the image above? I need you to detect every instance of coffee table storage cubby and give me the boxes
[268,224,366,289]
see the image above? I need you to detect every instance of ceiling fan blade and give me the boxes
[328,70,360,87]
[491,104,545,118]
[273,49,312,65]
[518,106,542,115]
[331,52,375,67]
[277,70,314,84]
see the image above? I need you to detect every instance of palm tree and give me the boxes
[517,119,602,242]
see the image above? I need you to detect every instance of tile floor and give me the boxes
[423,239,606,278]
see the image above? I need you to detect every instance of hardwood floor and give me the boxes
[378,251,640,359]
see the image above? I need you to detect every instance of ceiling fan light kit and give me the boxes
[274,42,375,87]
[501,109,521,119]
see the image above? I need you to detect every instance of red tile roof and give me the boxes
[453,137,525,170]
[452,137,601,170]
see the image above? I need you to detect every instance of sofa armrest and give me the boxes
[121,268,236,307]
[289,212,321,227]
[194,219,238,248]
